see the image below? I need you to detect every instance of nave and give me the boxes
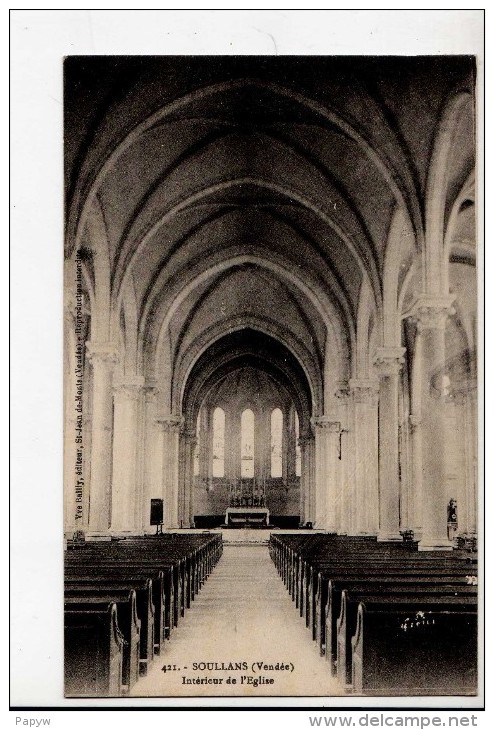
[63,56,479,701]
[131,544,343,697]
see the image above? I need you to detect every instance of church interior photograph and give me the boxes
[63,55,478,700]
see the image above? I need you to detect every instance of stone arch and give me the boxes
[355,277,379,380]
[443,168,476,290]
[83,196,112,342]
[173,314,325,421]
[113,277,139,377]
[115,177,381,316]
[383,205,417,347]
[67,77,421,259]
[181,329,314,439]
[146,253,352,411]
[424,91,473,295]
[140,240,354,369]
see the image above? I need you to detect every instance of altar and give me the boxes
[224,507,270,527]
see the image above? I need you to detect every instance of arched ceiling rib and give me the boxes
[113,176,379,316]
[133,201,364,333]
[172,263,325,372]
[106,127,384,278]
[181,329,315,432]
[67,73,420,244]
[143,249,354,382]
[69,74,433,294]
[66,57,475,383]
[205,366,293,412]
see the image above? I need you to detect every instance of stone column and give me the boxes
[335,384,351,535]
[463,391,477,535]
[64,308,78,536]
[408,413,423,535]
[373,347,406,542]
[157,415,183,528]
[308,435,316,525]
[181,429,197,527]
[413,295,455,550]
[349,380,379,535]
[85,342,119,536]
[298,435,310,525]
[142,380,162,533]
[231,411,241,485]
[286,407,297,481]
[256,408,269,484]
[110,376,144,534]
[312,417,342,532]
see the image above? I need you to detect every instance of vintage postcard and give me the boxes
[11,9,484,713]
[62,51,480,703]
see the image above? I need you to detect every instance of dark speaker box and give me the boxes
[150,499,164,525]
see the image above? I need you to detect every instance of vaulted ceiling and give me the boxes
[65,56,476,413]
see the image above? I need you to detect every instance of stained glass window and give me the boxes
[271,408,283,477]
[212,407,225,477]
[241,408,255,478]
[295,410,302,477]
[193,412,200,476]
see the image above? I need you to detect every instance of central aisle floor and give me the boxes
[132,544,344,697]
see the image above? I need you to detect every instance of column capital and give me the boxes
[334,381,351,401]
[349,378,380,405]
[407,294,456,331]
[373,347,406,377]
[311,416,342,433]
[156,415,184,433]
[143,378,160,402]
[86,341,120,367]
[113,376,145,401]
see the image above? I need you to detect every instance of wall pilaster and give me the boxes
[110,376,145,534]
[373,347,406,542]
[85,342,119,536]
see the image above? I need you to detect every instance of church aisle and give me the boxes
[131,544,343,697]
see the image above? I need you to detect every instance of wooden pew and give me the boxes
[293,536,378,610]
[64,601,125,697]
[65,564,173,644]
[65,579,155,675]
[317,564,477,661]
[351,600,477,695]
[268,533,477,654]
[64,534,223,695]
[65,533,222,645]
[306,553,475,632]
[337,591,477,692]
[67,533,221,613]
[65,555,183,631]
[318,572,476,664]
[65,589,141,693]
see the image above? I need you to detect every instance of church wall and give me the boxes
[62,58,477,546]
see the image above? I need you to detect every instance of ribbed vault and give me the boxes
[182,329,314,435]
[63,56,478,542]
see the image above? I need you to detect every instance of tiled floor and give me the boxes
[131,544,343,697]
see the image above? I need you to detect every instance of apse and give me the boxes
[181,329,314,525]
